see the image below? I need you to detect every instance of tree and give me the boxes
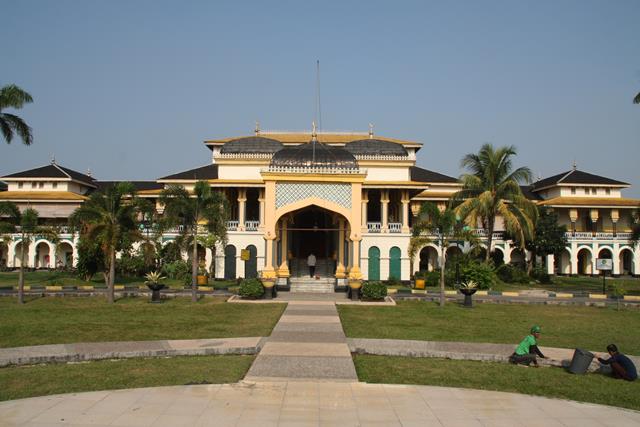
[454,144,538,263]
[70,182,142,303]
[632,205,640,246]
[160,181,228,302]
[76,236,105,281]
[0,202,58,303]
[1,84,33,145]
[526,207,568,271]
[634,92,640,104]
[410,202,474,307]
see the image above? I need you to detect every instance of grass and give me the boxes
[354,355,640,411]
[338,300,640,354]
[0,271,236,290]
[0,297,286,348]
[498,275,640,294]
[0,355,254,401]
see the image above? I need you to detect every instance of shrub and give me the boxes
[386,276,401,287]
[162,260,190,280]
[116,252,147,277]
[362,281,387,300]
[239,278,264,299]
[425,270,440,287]
[496,264,529,284]
[531,266,552,284]
[459,261,496,289]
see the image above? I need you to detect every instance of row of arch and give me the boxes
[556,246,636,275]
[0,240,75,269]
[367,246,402,281]
[223,244,257,280]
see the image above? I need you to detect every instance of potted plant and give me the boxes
[348,280,362,301]
[197,263,208,285]
[459,280,478,308]
[145,271,166,303]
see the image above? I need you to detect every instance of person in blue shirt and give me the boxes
[597,344,637,381]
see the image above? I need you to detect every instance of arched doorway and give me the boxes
[244,245,257,279]
[445,246,463,269]
[597,248,613,274]
[419,246,439,272]
[577,248,593,275]
[0,242,8,268]
[556,249,571,275]
[285,206,342,277]
[224,245,236,280]
[389,247,401,281]
[13,241,26,267]
[619,248,634,275]
[368,246,380,281]
[56,242,74,268]
[491,249,504,266]
[35,242,51,269]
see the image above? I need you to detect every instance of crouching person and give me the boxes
[597,344,637,381]
[509,325,547,367]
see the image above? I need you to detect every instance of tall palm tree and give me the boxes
[1,84,34,145]
[160,181,228,302]
[454,144,538,263]
[634,92,640,104]
[0,202,58,303]
[70,182,142,303]
[410,203,475,307]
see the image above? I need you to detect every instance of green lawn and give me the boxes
[0,297,285,348]
[354,355,640,411]
[0,271,236,290]
[498,275,640,294]
[338,300,640,354]
[0,355,254,401]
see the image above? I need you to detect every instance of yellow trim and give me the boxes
[363,181,430,187]
[114,285,124,290]
[538,197,640,207]
[444,290,457,295]
[555,292,573,298]
[0,191,87,201]
[198,286,213,291]
[205,133,422,147]
[475,290,488,296]
[262,172,366,183]
[214,159,271,165]
[411,289,426,294]
[501,291,519,297]
[623,295,640,301]
[589,294,607,299]
[79,285,94,290]
[45,285,63,291]
[357,160,416,167]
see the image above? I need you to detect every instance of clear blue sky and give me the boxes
[2,0,639,196]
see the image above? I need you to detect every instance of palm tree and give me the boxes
[634,92,640,104]
[454,144,538,263]
[1,84,34,145]
[160,181,228,302]
[410,202,475,307]
[70,182,142,303]
[0,202,58,303]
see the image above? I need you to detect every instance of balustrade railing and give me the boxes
[388,223,402,233]
[245,220,260,231]
[226,221,239,231]
[565,231,633,240]
[367,222,382,233]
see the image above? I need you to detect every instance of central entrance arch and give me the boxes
[278,206,349,278]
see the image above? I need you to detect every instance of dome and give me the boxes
[270,141,359,171]
[344,139,408,156]
[220,136,283,154]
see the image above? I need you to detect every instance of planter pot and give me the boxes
[262,285,274,300]
[147,284,165,303]
[197,275,208,285]
[414,279,426,290]
[460,288,477,308]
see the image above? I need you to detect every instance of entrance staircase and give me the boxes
[289,258,336,293]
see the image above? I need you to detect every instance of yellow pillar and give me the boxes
[381,190,389,233]
[401,190,410,233]
[238,188,247,231]
[348,235,362,280]
[336,218,346,278]
[278,218,290,277]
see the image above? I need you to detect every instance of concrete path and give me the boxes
[2,381,639,427]
[245,301,358,382]
[0,337,263,367]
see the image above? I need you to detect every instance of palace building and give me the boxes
[1,126,638,290]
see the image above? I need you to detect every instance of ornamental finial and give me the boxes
[51,154,56,165]
[368,123,374,139]
[572,159,577,171]
[254,121,260,136]
[311,121,317,141]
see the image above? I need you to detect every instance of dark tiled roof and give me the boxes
[220,136,283,154]
[159,164,219,181]
[270,141,359,170]
[344,139,408,156]
[410,166,458,183]
[520,185,543,200]
[2,164,96,187]
[95,181,163,191]
[532,169,629,190]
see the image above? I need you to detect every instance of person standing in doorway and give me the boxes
[307,253,316,278]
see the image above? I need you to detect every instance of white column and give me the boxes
[570,244,578,275]
[401,191,410,233]
[27,242,36,268]
[612,243,621,276]
[258,189,265,230]
[205,248,213,272]
[546,254,555,275]
[49,242,57,269]
[7,242,16,268]
[361,191,368,233]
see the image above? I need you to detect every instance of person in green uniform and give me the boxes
[509,325,547,366]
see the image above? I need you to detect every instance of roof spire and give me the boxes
[572,159,577,171]
[311,121,317,141]
[51,154,56,165]
[87,168,92,178]
[254,121,260,136]
[368,123,374,139]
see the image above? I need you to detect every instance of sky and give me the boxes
[2,0,639,196]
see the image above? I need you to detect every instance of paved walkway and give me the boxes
[2,381,639,426]
[245,301,358,382]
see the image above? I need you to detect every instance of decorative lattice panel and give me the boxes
[275,183,351,210]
